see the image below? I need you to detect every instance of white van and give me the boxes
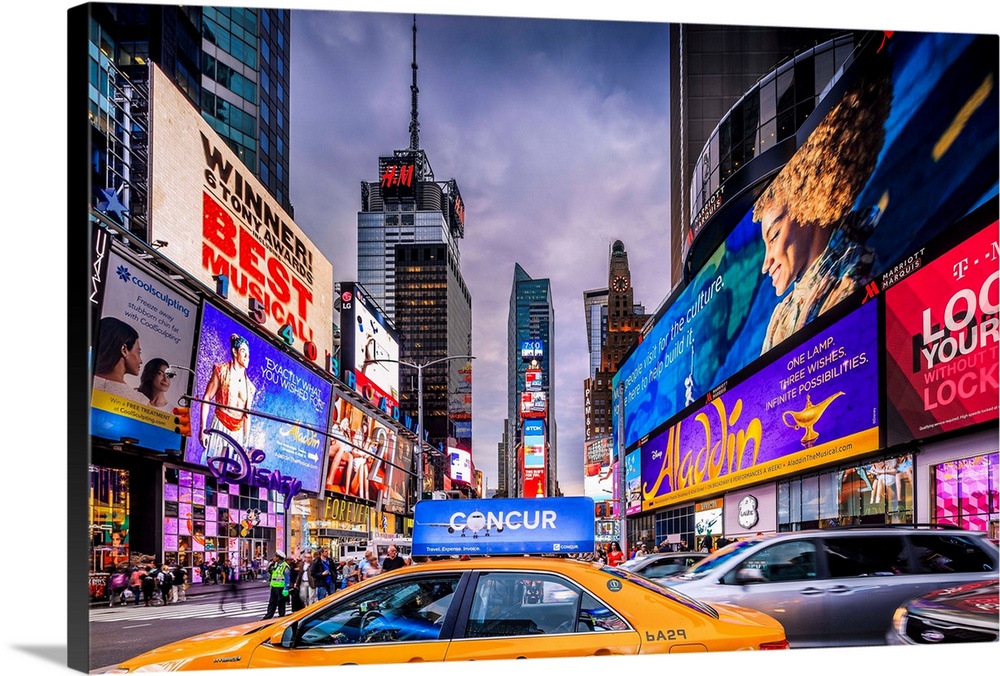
[338,536,412,565]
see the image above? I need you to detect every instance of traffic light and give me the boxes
[173,406,191,436]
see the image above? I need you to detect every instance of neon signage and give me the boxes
[204,428,302,511]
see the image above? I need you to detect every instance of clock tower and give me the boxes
[603,240,643,372]
[585,240,649,441]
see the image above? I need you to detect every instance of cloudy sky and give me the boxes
[288,10,673,496]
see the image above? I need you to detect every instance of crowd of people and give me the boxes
[258,544,412,620]
[105,562,189,607]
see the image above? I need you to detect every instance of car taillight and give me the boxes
[758,639,789,650]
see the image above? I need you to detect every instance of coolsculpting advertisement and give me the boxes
[614,32,998,450]
[885,223,999,445]
[185,302,333,500]
[91,249,198,451]
[412,497,596,555]
[640,301,880,509]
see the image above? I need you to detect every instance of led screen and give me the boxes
[885,223,999,444]
[91,249,198,451]
[640,301,880,509]
[614,32,998,450]
[324,395,411,513]
[185,302,333,498]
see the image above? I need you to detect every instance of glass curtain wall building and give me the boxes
[507,264,558,497]
[86,3,294,238]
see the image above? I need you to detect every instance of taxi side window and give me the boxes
[294,574,461,647]
[725,540,818,583]
[466,572,612,637]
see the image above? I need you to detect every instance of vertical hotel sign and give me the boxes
[147,65,333,359]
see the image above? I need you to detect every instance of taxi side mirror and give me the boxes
[270,621,297,648]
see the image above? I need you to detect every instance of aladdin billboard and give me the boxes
[91,248,198,451]
[614,32,998,451]
[338,282,400,410]
[185,302,333,501]
[640,301,880,509]
[147,64,334,362]
[412,497,595,555]
[886,222,999,445]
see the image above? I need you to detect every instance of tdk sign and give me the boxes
[413,497,595,556]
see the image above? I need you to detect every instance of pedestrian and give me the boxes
[218,569,246,613]
[606,542,625,566]
[108,568,129,607]
[157,565,173,605]
[261,550,291,620]
[301,551,316,606]
[679,538,690,552]
[341,558,360,587]
[358,551,381,579]
[140,566,157,606]
[381,545,406,573]
[129,566,146,606]
[288,557,306,612]
[309,548,336,601]
[172,565,188,603]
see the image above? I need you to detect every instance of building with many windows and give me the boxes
[506,264,559,498]
[85,3,294,241]
[356,19,473,495]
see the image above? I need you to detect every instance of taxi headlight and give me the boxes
[891,606,909,634]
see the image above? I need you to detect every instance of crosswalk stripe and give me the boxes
[90,600,270,622]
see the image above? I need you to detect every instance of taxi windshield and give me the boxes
[675,538,766,580]
[601,565,718,619]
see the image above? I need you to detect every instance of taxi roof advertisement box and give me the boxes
[147,64,334,361]
[413,497,596,556]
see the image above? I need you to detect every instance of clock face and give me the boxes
[611,275,629,292]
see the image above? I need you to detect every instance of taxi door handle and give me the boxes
[827,585,852,594]
[800,587,824,596]
[594,649,613,656]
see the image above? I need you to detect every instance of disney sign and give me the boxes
[204,428,302,510]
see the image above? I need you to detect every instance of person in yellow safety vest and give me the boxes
[261,550,292,620]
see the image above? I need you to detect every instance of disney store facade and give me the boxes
[614,29,999,551]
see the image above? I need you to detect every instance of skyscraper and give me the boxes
[507,263,558,498]
[356,18,473,494]
[84,3,294,242]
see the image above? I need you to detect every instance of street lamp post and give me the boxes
[375,354,475,507]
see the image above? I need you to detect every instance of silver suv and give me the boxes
[657,526,999,648]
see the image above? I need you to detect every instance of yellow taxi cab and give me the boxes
[98,555,787,672]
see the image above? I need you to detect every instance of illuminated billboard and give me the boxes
[614,32,998,451]
[324,396,412,514]
[520,339,543,360]
[624,449,642,515]
[185,302,333,499]
[583,436,614,501]
[520,391,547,418]
[885,222,999,445]
[522,419,546,497]
[523,420,546,469]
[525,367,543,391]
[338,283,400,410]
[640,301,880,509]
[148,65,333,363]
[449,447,473,484]
[91,248,198,451]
